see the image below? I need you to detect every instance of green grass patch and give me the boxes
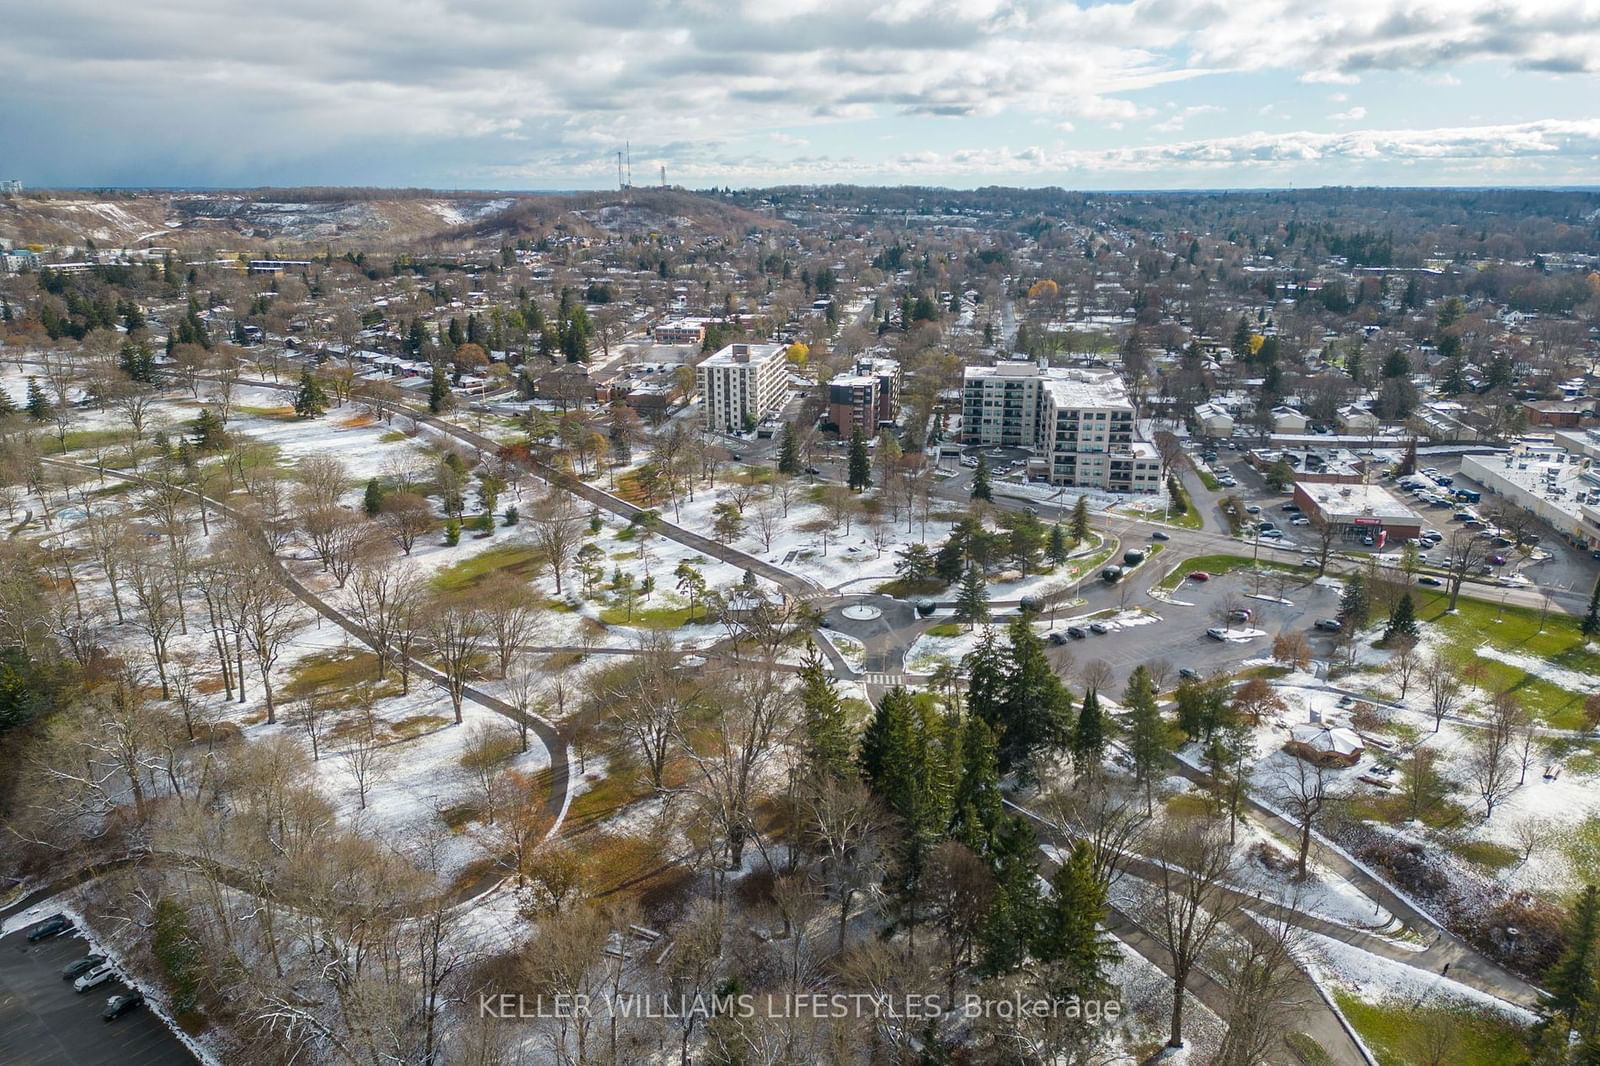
[391,713,452,739]
[429,544,543,592]
[924,622,965,638]
[379,430,409,443]
[1410,591,1600,729]
[1155,553,1305,591]
[39,428,129,456]
[1284,1032,1333,1066]
[1331,992,1529,1066]
[876,575,947,599]
[1450,839,1521,872]
[1165,793,1213,818]
[235,403,298,420]
[1197,468,1223,492]
[1158,478,1205,529]
[598,603,697,628]
[1340,791,1470,831]
[1562,815,1600,884]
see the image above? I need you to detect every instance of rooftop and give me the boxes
[701,341,786,368]
[1295,481,1420,522]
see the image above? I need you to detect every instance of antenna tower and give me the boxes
[625,141,632,187]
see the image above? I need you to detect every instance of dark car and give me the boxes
[803,466,822,476]
[103,991,145,1022]
[1489,554,1507,565]
[62,954,107,981]
[1178,667,1202,681]
[1314,618,1343,632]
[26,914,73,942]
[1188,571,1211,582]
[1151,530,1170,541]
[1418,575,1443,586]
[1281,503,1300,512]
[1066,626,1088,640]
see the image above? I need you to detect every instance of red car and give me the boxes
[1188,571,1211,582]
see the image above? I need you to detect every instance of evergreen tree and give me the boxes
[970,453,992,501]
[292,365,328,418]
[1070,495,1091,543]
[1033,840,1116,997]
[950,715,1004,854]
[955,562,989,629]
[1174,676,1208,741]
[1125,666,1166,811]
[991,616,1071,773]
[798,642,853,784]
[191,408,227,451]
[847,427,871,491]
[933,535,966,584]
[976,814,1041,975]
[1339,572,1370,629]
[24,377,51,421]
[1384,592,1419,644]
[1072,688,1105,776]
[428,361,451,414]
[777,422,801,475]
[363,477,386,518]
[1582,576,1600,639]
[963,626,1007,732]
[1046,523,1070,566]
[118,338,156,383]
[0,385,15,418]
[1545,885,1600,1024]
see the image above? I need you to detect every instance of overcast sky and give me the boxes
[4,0,1600,190]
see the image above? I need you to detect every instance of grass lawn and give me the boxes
[1331,992,1529,1066]
[1155,553,1306,591]
[1411,590,1600,728]
[40,427,130,456]
[876,575,948,599]
[1450,838,1521,872]
[430,544,544,592]
[924,622,965,638]
[1197,468,1223,492]
[598,602,698,628]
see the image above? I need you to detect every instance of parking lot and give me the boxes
[0,921,194,1066]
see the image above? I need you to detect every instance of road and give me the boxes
[0,923,194,1066]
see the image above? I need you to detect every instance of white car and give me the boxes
[74,964,116,993]
[1290,516,1310,525]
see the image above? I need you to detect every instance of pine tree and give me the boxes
[428,361,451,414]
[0,385,15,418]
[991,616,1072,773]
[1033,840,1117,997]
[191,408,227,451]
[1125,666,1166,812]
[1047,523,1070,566]
[798,642,853,784]
[976,814,1042,975]
[1545,885,1600,1024]
[847,427,871,491]
[1339,572,1370,629]
[1070,495,1091,543]
[964,626,1007,729]
[24,377,51,421]
[970,453,992,501]
[1072,688,1105,776]
[777,422,801,475]
[363,477,386,518]
[1384,592,1419,644]
[950,715,1004,854]
[1582,576,1600,639]
[292,365,328,418]
[955,562,989,629]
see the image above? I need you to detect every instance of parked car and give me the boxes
[804,466,822,476]
[1281,503,1301,512]
[1489,554,1507,565]
[1291,516,1310,525]
[1260,529,1284,539]
[26,915,72,942]
[1151,530,1170,541]
[74,964,116,993]
[1245,504,1261,514]
[1206,626,1231,640]
[1088,621,1111,635]
[1314,618,1343,632]
[1047,631,1069,646]
[103,991,145,1022]
[62,955,107,981]
[1436,476,1454,487]
[1419,575,1443,586]
[1229,608,1252,621]
[1301,557,1318,567]
[1178,667,1202,681]
[1361,535,1375,546]
[1188,571,1211,582]
[1066,626,1088,640]
[1258,520,1277,530]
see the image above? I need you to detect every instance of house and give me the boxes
[1270,406,1308,433]
[1521,399,1589,429]
[1194,402,1234,437]
[1336,404,1380,434]
[1286,723,1364,767]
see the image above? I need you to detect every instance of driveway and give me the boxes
[0,924,195,1066]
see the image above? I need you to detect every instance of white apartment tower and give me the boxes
[960,362,1159,493]
[697,342,789,433]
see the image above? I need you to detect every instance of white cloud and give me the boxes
[1330,106,1368,121]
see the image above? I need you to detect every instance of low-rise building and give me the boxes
[1286,723,1365,767]
[1194,402,1234,437]
[697,342,789,433]
[1270,406,1309,433]
[1292,481,1422,543]
[1522,399,1590,428]
[1336,404,1381,434]
[653,319,706,346]
[1462,443,1600,549]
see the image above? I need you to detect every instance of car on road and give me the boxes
[804,466,822,476]
[27,914,72,942]
[74,963,116,993]
[62,954,107,981]
[1151,530,1170,540]
[103,991,145,1022]
[1178,667,1202,680]
[1259,529,1284,539]
[1418,575,1443,586]
[1489,554,1507,566]
[1188,571,1211,582]
[1088,621,1111,635]
[1245,504,1261,514]
[1314,618,1343,632]
[1206,626,1232,640]
[1066,626,1088,640]
[1301,557,1318,567]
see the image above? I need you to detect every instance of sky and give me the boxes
[3,0,1600,191]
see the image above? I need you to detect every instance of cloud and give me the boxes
[1,0,1598,186]
[1330,106,1368,121]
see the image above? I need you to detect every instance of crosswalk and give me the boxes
[864,672,903,687]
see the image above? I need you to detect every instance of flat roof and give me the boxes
[700,342,786,368]
[1296,481,1421,523]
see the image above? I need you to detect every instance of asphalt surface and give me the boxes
[0,922,194,1066]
